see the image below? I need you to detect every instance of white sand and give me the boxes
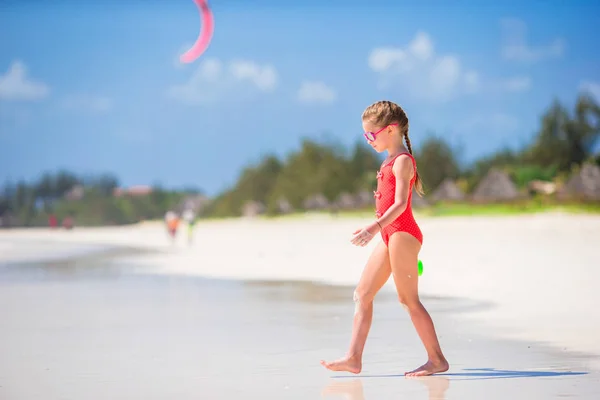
[1,212,599,368]
[1,274,593,399]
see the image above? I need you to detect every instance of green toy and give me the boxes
[418,259,424,276]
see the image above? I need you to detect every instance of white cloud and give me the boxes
[0,60,49,101]
[168,58,278,105]
[228,60,278,91]
[369,48,408,72]
[409,32,434,61]
[61,94,112,114]
[500,19,565,63]
[297,81,336,105]
[580,81,600,102]
[368,31,480,102]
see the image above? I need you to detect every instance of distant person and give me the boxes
[164,211,180,242]
[62,216,74,230]
[320,100,448,377]
[182,209,196,245]
[48,214,58,229]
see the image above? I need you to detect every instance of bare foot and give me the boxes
[320,356,362,374]
[405,358,449,377]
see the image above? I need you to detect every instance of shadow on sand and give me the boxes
[330,367,588,381]
[438,367,588,380]
[322,368,588,399]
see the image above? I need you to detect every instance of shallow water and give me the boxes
[0,244,598,399]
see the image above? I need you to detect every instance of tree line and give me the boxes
[0,171,199,227]
[1,92,599,226]
[205,93,600,217]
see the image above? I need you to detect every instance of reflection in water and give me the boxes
[243,279,359,304]
[242,279,492,315]
[0,244,156,280]
[1,244,596,399]
[321,376,450,400]
[411,376,451,400]
[321,379,365,400]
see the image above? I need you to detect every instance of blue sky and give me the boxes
[1,0,599,195]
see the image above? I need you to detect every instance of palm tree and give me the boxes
[526,93,600,172]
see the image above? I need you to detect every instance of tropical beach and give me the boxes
[3,1,600,399]
[1,212,599,399]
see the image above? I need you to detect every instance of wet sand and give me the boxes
[1,212,599,399]
[0,267,596,399]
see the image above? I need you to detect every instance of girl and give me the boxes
[320,100,449,377]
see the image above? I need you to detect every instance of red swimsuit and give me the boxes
[374,152,423,246]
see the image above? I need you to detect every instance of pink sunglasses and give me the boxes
[363,123,398,142]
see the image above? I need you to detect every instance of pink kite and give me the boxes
[180,0,215,63]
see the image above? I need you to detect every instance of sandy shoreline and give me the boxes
[1,212,599,369]
[2,272,595,399]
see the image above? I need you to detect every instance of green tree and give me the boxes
[348,140,382,192]
[267,138,352,209]
[525,94,600,172]
[414,135,461,192]
[54,170,80,198]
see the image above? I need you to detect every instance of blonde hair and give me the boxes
[362,100,424,196]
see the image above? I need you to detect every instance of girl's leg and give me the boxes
[387,232,449,376]
[320,241,392,374]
